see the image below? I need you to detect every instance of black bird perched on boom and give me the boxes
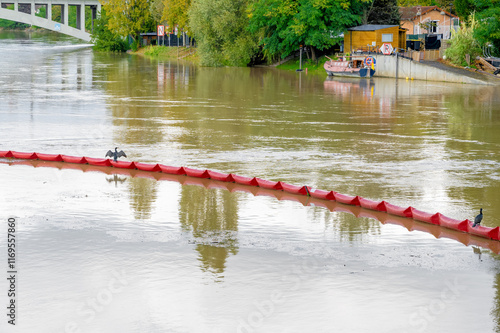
[106,147,127,162]
[473,208,483,227]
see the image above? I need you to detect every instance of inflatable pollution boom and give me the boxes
[1,150,499,252]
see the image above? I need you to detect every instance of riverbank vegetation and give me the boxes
[92,0,498,67]
[443,0,500,67]
[276,55,340,75]
[141,44,198,61]
[444,14,481,67]
[91,11,128,52]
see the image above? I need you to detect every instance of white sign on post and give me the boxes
[380,43,393,55]
[157,25,165,37]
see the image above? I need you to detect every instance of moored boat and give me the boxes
[324,55,375,78]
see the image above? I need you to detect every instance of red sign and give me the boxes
[380,43,393,55]
[157,25,165,37]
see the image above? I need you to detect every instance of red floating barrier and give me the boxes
[111,161,137,169]
[491,227,500,241]
[159,165,186,175]
[410,207,434,223]
[310,189,336,201]
[385,202,412,218]
[228,174,258,186]
[207,170,231,182]
[36,153,63,162]
[61,155,87,164]
[468,225,500,240]
[135,163,162,172]
[85,157,113,167]
[438,215,468,232]
[359,198,387,212]
[280,182,309,195]
[274,181,285,191]
[429,213,442,226]
[334,193,361,206]
[184,167,210,179]
[3,150,500,245]
[12,151,37,159]
[255,178,280,190]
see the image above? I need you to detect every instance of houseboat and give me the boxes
[324,55,376,78]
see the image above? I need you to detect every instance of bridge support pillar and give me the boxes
[46,0,51,21]
[75,4,80,29]
[79,4,84,31]
[63,3,68,26]
[90,5,97,32]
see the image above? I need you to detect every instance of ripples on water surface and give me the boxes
[1,32,500,332]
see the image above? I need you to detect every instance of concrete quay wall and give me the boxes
[372,54,497,85]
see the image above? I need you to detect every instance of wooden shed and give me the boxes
[344,24,407,53]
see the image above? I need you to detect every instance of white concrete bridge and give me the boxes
[0,0,101,42]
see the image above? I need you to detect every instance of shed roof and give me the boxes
[347,25,399,31]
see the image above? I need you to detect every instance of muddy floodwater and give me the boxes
[1,31,500,333]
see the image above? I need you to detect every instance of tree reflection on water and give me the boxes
[179,185,239,277]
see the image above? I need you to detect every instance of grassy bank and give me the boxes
[136,45,336,75]
[276,55,338,75]
[136,45,199,63]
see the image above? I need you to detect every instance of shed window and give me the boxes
[382,34,393,42]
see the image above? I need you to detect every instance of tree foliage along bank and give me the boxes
[247,0,371,63]
[97,0,499,65]
[189,0,258,66]
[101,0,156,49]
[91,10,129,52]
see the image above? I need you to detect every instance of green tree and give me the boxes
[472,0,500,56]
[91,10,128,52]
[248,0,368,62]
[364,0,401,24]
[149,0,164,23]
[455,0,475,20]
[101,0,156,45]
[0,19,29,29]
[189,0,258,66]
[162,0,191,30]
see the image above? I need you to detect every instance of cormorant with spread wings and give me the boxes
[106,147,127,162]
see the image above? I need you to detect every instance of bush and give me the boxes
[91,11,129,52]
[444,14,481,66]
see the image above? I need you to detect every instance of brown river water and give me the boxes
[1,31,500,332]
